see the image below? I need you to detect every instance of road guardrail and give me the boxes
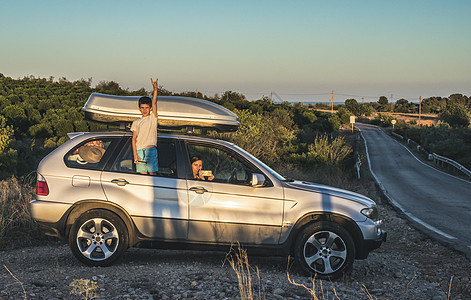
[430,153,471,178]
[392,132,471,178]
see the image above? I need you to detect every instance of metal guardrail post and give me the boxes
[355,157,361,179]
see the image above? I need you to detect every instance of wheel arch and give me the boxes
[289,212,364,258]
[63,200,137,247]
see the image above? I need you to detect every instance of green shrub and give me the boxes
[289,134,352,166]
[337,107,351,125]
[399,125,471,169]
[211,109,297,163]
[439,101,470,128]
[0,116,18,177]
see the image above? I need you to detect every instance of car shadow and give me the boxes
[120,248,294,274]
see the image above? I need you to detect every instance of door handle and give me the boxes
[111,178,129,186]
[189,186,208,194]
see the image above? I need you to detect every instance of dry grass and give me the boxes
[0,175,40,249]
[69,279,100,300]
[3,264,27,300]
[225,243,264,300]
[389,112,439,127]
[226,245,363,300]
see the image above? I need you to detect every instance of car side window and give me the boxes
[187,144,253,185]
[66,138,114,170]
[110,138,177,178]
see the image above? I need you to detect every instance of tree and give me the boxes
[344,99,361,116]
[327,114,341,131]
[396,99,408,106]
[0,116,14,154]
[28,123,53,138]
[378,96,388,105]
[448,94,468,106]
[217,109,296,162]
[359,103,374,116]
[95,80,126,95]
[2,104,29,137]
[395,99,409,113]
[221,91,246,102]
[293,107,317,127]
[377,96,390,112]
[336,107,351,124]
[422,97,446,114]
[73,78,92,88]
[0,115,18,176]
[439,101,470,128]
[53,119,75,137]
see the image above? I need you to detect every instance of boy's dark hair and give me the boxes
[138,96,152,107]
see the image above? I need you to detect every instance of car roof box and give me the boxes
[83,93,239,132]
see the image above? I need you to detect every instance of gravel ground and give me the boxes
[1,200,470,300]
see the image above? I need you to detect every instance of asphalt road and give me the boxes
[356,123,471,258]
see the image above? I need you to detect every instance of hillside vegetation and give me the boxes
[0,74,354,180]
[1,73,470,178]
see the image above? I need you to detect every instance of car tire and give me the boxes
[69,210,128,267]
[294,221,355,279]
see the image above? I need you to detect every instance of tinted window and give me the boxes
[66,138,115,170]
[187,144,255,185]
[110,138,177,178]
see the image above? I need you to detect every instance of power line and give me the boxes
[196,89,424,102]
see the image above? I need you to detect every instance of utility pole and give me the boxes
[390,94,393,112]
[362,97,364,104]
[331,90,334,114]
[270,92,273,104]
[419,96,422,126]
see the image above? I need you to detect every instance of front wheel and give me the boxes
[69,210,128,267]
[294,221,355,279]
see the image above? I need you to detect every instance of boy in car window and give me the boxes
[131,78,159,175]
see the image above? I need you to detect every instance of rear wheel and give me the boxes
[294,221,355,279]
[69,210,128,266]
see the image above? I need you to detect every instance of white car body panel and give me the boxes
[186,179,284,244]
[101,173,189,240]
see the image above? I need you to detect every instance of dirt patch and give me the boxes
[390,112,439,127]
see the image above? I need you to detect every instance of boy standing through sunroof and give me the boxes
[132,78,158,175]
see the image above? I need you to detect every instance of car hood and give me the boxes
[282,180,376,207]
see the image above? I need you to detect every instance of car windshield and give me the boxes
[231,144,286,181]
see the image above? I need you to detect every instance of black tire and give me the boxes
[69,210,128,267]
[294,221,355,279]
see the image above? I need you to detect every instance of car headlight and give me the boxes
[361,207,378,220]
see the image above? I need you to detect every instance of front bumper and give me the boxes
[356,228,387,259]
[355,219,387,259]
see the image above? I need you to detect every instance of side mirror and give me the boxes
[250,173,266,187]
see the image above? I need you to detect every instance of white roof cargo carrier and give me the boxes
[83,93,239,132]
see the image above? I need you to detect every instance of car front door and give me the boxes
[101,137,188,240]
[185,142,283,245]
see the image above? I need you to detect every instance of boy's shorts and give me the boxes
[136,147,158,173]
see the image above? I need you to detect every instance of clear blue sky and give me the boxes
[1,0,470,103]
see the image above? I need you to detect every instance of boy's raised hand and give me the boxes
[150,78,158,117]
[150,78,158,91]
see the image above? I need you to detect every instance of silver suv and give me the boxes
[30,131,385,279]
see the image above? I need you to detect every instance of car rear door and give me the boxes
[101,137,189,240]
